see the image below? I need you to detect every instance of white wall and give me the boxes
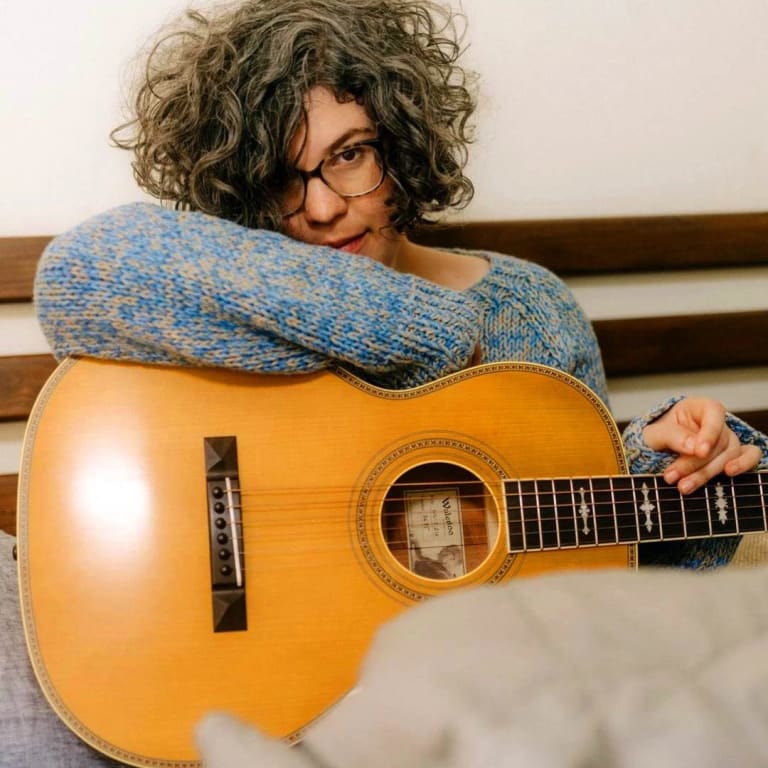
[462,0,768,219]
[1,0,767,473]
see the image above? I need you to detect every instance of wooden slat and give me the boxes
[0,355,58,422]
[413,211,768,275]
[0,236,52,303]
[0,474,17,536]
[596,311,768,377]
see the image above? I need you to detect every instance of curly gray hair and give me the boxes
[112,0,477,231]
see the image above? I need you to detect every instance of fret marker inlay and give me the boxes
[578,486,590,535]
[640,483,655,533]
[714,483,729,525]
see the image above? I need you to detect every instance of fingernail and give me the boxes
[680,479,694,494]
[665,470,679,484]
[683,437,695,453]
[698,441,711,456]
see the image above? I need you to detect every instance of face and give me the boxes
[281,86,405,268]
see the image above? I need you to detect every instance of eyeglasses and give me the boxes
[275,139,386,217]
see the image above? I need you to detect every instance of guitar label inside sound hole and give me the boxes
[382,462,496,580]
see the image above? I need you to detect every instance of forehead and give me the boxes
[288,86,376,164]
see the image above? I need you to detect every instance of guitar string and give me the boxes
[225,481,767,521]
[209,478,767,569]
[204,475,767,553]
[226,473,766,495]
[225,494,768,532]
[216,504,767,573]
[226,473,766,492]
[210,488,767,562]
[228,475,767,501]
[208,521,768,577]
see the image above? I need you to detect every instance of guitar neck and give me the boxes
[506,471,768,553]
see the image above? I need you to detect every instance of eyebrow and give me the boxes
[291,126,377,168]
[325,127,378,155]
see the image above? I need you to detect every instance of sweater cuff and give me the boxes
[622,396,768,475]
[621,395,685,475]
[388,280,483,385]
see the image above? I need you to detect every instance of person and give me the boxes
[5,0,767,765]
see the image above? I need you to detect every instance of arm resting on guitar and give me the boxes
[35,203,482,389]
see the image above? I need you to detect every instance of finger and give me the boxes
[670,435,741,494]
[663,429,731,484]
[724,445,763,476]
[690,399,726,458]
[644,419,698,455]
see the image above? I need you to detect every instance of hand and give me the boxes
[642,397,763,494]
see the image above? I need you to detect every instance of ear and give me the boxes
[196,713,313,768]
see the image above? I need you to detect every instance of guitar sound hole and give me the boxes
[382,462,495,580]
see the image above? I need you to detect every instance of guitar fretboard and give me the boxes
[505,471,767,553]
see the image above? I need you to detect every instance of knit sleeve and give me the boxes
[35,203,482,388]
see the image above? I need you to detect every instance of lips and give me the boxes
[326,233,366,254]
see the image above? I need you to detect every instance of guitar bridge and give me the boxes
[204,436,247,632]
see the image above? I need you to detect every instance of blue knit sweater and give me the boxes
[35,203,768,567]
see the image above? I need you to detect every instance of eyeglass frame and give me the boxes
[277,139,386,217]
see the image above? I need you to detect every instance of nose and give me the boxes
[302,176,348,224]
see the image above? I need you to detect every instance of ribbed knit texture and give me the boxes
[36,202,768,568]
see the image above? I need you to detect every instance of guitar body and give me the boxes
[17,358,632,766]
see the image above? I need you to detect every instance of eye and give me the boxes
[329,145,366,168]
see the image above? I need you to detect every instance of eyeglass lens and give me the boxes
[278,143,384,216]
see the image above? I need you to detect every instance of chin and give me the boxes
[361,231,402,268]
[361,249,396,268]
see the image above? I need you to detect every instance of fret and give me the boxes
[653,477,664,539]
[730,479,740,535]
[545,482,556,546]
[505,480,525,553]
[519,479,542,551]
[592,477,618,545]
[553,478,577,548]
[706,476,739,536]
[728,473,765,534]
[610,476,639,543]
[761,473,768,533]
[550,479,561,549]
[656,481,685,540]
[573,479,597,548]
[535,479,559,550]
[610,478,619,542]
[632,476,661,543]
[682,482,712,538]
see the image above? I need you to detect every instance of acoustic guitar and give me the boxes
[17,358,767,767]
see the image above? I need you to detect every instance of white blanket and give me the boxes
[197,566,768,767]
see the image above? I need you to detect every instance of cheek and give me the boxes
[281,216,306,242]
[363,180,398,228]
